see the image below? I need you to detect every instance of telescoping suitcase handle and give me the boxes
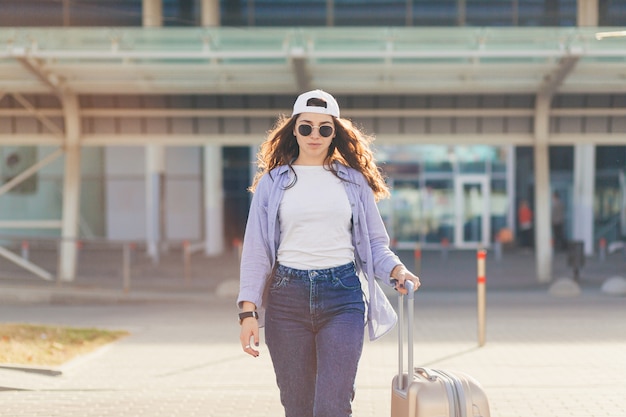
[396,280,415,391]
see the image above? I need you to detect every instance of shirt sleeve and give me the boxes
[237,175,273,309]
[357,174,402,286]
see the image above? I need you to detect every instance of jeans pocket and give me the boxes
[269,271,291,291]
[333,273,361,290]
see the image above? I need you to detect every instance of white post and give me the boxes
[533,94,553,283]
[573,144,596,256]
[204,145,224,256]
[58,92,81,282]
[142,0,163,262]
[146,145,165,263]
[506,145,516,236]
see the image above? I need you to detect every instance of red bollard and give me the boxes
[477,249,487,347]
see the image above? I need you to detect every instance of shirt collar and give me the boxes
[275,161,349,175]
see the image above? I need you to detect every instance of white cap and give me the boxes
[291,89,340,118]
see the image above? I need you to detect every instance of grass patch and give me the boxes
[0,323,129,367]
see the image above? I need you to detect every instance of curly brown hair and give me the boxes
[249,111,390,201]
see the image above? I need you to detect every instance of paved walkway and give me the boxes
[1,247,625,416]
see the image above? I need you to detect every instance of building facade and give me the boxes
[0,0,625,282]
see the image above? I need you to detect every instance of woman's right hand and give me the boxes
[239,302,260,357]
[239,318,260,357]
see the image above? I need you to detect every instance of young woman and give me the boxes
[237,89,420,417]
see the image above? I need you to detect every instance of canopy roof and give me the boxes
[1,26,625,97]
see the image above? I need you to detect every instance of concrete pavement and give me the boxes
[1,247,625,416]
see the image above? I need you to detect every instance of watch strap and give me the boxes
[238,311,259,324]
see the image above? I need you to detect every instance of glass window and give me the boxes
[251,0,327,26]
[391,180,422,243]
[163,0,197,26]
[460,181,484,243]
[412,0,458,26]
[550,146,574,171]
[335,0,406,26]
[492,147,508,173]
[0,0,143,26]
[466,0,516,26]
[599,0,626,25]
[456,145,501,174]
[422,146,453,173]
[491,178,508,241]
[423,179,455,244]
[596,146,626,171]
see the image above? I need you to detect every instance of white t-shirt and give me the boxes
[277,165,354,270]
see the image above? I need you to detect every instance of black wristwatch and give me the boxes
[238,311,259,325]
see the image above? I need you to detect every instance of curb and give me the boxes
[0,284,217,305]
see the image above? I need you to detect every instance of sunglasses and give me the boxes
[297,124,334,138]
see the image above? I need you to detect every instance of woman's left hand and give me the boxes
[391,265,421,295]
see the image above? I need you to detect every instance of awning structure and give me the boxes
[1,27,625,96]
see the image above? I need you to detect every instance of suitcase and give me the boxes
[391,280,491,417]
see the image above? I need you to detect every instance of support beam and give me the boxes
[11,93,65,137]
[130,0,175,261]
[506,145,516,236]
[143,0,163,27]
[203,145,224,255]
[146,145,165,262]
[533,94,553,283]
[0,220,62,229]
[538,56,580,98]
[201,0,220,27]
[291,53,312,92]
[457,0,466,26]
[578,0,599,26]
[58,92,82,282]
[326,0,335,26]
[15,57,65,97]
[0,246,53,281]
[573,145,596,255]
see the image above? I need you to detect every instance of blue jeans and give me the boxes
[265,262,366,417]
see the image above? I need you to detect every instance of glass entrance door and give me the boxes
[455,175,490,248]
